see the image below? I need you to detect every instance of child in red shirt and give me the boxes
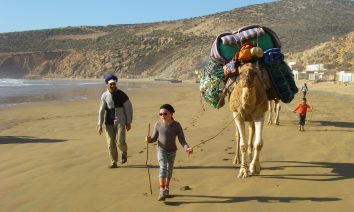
[293,98,313,131]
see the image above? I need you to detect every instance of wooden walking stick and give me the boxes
[146,123,153,195]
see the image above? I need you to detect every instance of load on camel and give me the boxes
[200,25,298,178]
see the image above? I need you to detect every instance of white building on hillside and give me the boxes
[305,64,326,80]
[336,71,352,83]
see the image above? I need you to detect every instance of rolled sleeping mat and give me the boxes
[210,25,281,65]
[221,27,266,45]
[210,32,233,65]
[233,25,281,48]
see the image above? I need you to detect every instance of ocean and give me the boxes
[0,78,173,108]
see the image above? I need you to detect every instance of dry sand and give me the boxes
[1,80,354,212]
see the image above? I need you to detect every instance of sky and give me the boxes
[0,0,275,33]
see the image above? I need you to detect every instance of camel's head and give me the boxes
[239,63,257,88]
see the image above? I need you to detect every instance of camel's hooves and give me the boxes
[237,173,249,178]
[250,162,261,175]
[237,168,249,178]
[233,160,241,165]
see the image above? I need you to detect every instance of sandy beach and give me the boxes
[1,80,354,212]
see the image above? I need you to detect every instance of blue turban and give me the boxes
[104,74,118,84]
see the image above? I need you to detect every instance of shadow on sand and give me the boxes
[122,165,236,170]
[310,120,354,128]
[0,136,67,144]
[163,195,340,206]
[125,160,354,182]
[261,160,354,181]
[129,161,349,205]
[161,161,349,206]
[280,120,354,132]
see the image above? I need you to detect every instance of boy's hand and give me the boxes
[145,136,152,143]
[186,147,193,154]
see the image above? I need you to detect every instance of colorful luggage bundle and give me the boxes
[200,25,298,108]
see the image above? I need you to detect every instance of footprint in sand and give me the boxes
[138,150,144,154]
[222,158,230,161]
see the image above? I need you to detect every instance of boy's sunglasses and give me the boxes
[159,112,168,116]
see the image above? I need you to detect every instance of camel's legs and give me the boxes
[233,113,249,178]
[233,129,241,165]
[268,100,281,125]
[233,121,254,165]
[247,121,255,159]
[267,101,273,125]
[274,102,281,125]
[249,116,264,175]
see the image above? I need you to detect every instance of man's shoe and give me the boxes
[108,163,118,168]
[121,152,127,164]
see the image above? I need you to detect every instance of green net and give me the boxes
[199,60,225,108]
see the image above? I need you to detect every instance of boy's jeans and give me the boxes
[157,147,176,178]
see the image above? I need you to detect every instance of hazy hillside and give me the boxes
[0,0,353,79]
[286,31,354,71]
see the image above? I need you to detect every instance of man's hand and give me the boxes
[98,126,103,135]
[145,136,152,143]
[126,123,131,131]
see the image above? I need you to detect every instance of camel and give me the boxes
[268,98,281,125]
[229,62,268,178]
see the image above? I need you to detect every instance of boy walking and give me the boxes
[293,98,313,131]
[301,83,308,98]
[145,104,193,201]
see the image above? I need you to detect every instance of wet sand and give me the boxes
[0,80,354,212]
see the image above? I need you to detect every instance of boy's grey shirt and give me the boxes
[151,121,189,152]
